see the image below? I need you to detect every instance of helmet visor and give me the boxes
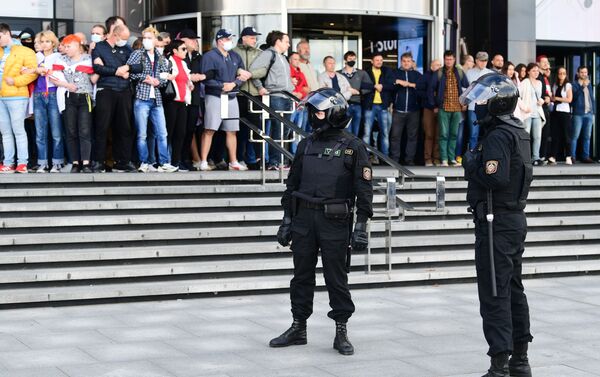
[459,81,498,106]
[298,91,345,112]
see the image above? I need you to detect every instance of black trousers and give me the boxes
[550,111,570,160]
[64,93,92,162]
[237,95,261,162]
[94,88,133,164]
[390,110,420,163]
[290,207,355,323]
[474,210,533,356]
[165,100,188,165]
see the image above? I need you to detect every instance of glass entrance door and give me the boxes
[150,12,202,40]
[291,32,360,74]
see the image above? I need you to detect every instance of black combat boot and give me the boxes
[333,321,354,355]
[509,343,532,377]
[269,318,307,347]
[482,353,509,377]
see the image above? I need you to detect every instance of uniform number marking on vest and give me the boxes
[344,149,354,155]
[362,167,372,181]
[485,160,498,175]
[323,148,342,157]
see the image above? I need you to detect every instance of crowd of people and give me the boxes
[0,16,596,174]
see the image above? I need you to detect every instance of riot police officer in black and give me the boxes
[460,73,534,377]
[270,88,373,355]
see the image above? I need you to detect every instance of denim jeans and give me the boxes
[290,108,307,154]
[265,96,291,166]
[524,116,543,161]
[437,109,462,162]
[571,113,593,159]
[363,104,391,156]
[134,99,170,165]
[467,110,480,150]
[347,103,362,136]
[34,92,64,165]
[0,98,29,165]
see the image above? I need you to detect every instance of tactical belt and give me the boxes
[299,200,325,210]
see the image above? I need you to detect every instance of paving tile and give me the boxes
[318,358,434,377]
[60,360,176,377]
[98,326,190,343]
[80,341,187,363]
[0,367,68,377]
[152,353,262,376]
[0,347,96,370]
[16,330,112,349]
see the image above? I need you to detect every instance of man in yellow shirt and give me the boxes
[363,53,394,157]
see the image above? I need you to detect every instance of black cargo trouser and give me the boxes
[289,206,355,323]
[94,88,133,164]
[474,210,533,356]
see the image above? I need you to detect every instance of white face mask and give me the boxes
[90,34,102,43]
[115,39,127,47]
[156,47,164,55]
[142,39,154,51]
[223,40,234,51]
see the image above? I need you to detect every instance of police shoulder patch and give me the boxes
[485,160,498,175]
[344,148,354,155]
[362,167,372,181]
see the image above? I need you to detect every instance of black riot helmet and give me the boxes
[460,72,519,116]
[299,88,351,133]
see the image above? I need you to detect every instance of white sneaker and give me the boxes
[50,164,63,173]
[138,163,150,173]
[565,156,573,165]
[148,164,158,172]
[158,163,179,173]
[193,161,203,170]
[199,161,213,171]
[36,165,48,173]
[440,160,449,167]
[229,161,249,171]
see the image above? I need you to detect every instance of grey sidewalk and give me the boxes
[0,275,598,377]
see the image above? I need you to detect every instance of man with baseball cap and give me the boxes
[233,26,263,169]
[198,29,252,171]
[465,51,493,149]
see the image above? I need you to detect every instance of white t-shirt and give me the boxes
[553,82,572,113]
[148,53,156,99]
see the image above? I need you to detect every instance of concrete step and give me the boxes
[3,211,599,232]
[408,201,600,216]
[1,224,598,249]
[2,244,599,284]
[1,258,599,304]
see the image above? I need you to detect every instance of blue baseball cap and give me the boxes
[215,29,234,41]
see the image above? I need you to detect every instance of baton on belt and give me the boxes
[487,189,498,297]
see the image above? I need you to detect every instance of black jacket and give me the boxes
[92,41,142,92]
[363,66,395,109]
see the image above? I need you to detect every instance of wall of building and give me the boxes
[507,0,536,65]
[74,0,115,35]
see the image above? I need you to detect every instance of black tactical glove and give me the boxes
[351,222,368,251]
[277,216,292,247]
[462,149,478,179]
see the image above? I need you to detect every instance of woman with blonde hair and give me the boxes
[33,30,65,172]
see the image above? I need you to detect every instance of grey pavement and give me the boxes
[0,276,598,377]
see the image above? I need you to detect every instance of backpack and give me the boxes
[260,50,277,86]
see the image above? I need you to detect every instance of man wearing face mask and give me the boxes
[198,29,251,172]
[92,24,141,173]
[337,51,372,136]
[271,87,373,356]
[89,24,107,57]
